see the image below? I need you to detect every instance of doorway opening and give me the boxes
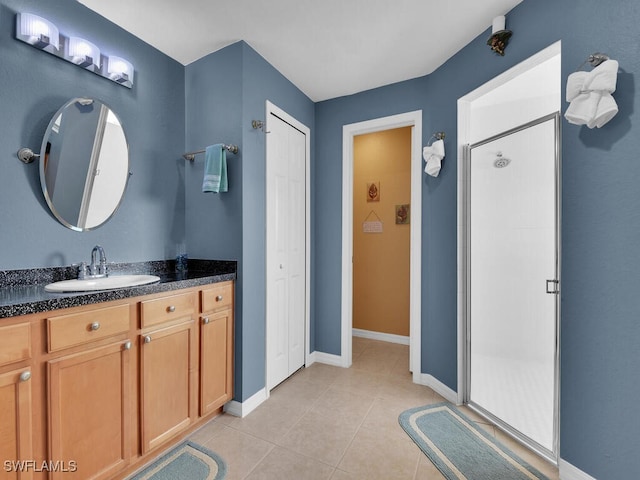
[341,110,422,381]
[352,127,411,345]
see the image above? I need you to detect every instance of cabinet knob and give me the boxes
[203,317,210,325]
[123,341,132,351]
[167,305,176,313]
[216,295,223,302]
[90,322,100,331]
[143,335,151,344]
[19,371,31,382]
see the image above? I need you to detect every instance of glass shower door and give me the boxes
[467,113,559,456]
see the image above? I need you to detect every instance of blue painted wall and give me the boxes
[0,0,185,268]
[314,0,640,477]
[2,0,639,476]
[185,42,314,401]
[240,43,315,399]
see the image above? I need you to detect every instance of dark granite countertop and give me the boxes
[0,259,236,319]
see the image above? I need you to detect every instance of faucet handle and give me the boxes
[76,262,89,280]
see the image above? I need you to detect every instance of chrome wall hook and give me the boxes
[426,131,446,145]
[575,53,610,71]
[17,147,40,164]
[252,119,270,134]
[587,53,609,68]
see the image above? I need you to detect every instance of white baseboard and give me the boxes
[352,328,410,345]
[223,387,268,418]
[311,351,348,368]
[418,374,458,404]
[559,459,598,480]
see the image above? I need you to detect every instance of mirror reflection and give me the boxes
[40,98,129,231]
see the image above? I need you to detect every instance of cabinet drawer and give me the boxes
[0,322,31,367]
[201,282,233,313]
[140,292,196,328]
[47,304,130,353]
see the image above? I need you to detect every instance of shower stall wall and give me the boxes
[464,113,560,460]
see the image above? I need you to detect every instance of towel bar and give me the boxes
[183,144,239,161]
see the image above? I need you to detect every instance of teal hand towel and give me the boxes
[202,144,228,193]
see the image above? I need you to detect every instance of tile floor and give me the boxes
[189,337,559,479]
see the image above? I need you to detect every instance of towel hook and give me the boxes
[588,53,609,67]
[574,52,609,71]
[17,147,40,164]
[252,120,270,134]
[427,131,445,146]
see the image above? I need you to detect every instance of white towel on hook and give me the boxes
[565,60,619,128]
[423,139,445,177]
[590,94,618,128]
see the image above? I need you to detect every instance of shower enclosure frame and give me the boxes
[462,112,562,463]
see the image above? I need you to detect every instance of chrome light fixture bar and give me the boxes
[15,12,134,88]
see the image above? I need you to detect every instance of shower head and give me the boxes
[494,152,510,168]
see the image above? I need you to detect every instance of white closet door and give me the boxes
[267,113,306,390]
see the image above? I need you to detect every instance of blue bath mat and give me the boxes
[399,403,549,480]
[129,441,227,480]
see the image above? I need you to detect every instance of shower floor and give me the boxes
[470,352,555,452]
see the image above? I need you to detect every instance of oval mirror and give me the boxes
[39,97,130,231]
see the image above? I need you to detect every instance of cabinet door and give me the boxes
[140,320,195,453]
[48,340,132,480]
[200,309,234,416]
[0,367,33,480]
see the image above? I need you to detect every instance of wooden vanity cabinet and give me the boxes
[199,281,234,416]
[139,292,197,453]
[0,321,33,480]
[45,304,132,480]
[0,279,234,480]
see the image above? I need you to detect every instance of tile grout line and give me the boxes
[239,442,277,480]
[331,386,379,475]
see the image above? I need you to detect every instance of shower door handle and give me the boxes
[546,279,559,294]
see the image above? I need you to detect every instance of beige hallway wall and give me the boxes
[353,126,411,337]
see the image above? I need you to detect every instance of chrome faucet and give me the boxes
[88,245,108,278]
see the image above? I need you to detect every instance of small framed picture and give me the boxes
[367,182,380,202]
[395,204,410,224]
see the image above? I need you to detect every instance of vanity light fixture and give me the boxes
[15,12,134,88]
[16,12,59,53]
[67,37,100,71]
[106,56,134,88]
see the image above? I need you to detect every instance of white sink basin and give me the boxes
[45,274,161,293]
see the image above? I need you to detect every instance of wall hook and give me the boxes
[252,120,270,134]
[17,147,40,164]
[426,132,446,145]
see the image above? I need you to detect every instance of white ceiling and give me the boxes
[78,0,523,102]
